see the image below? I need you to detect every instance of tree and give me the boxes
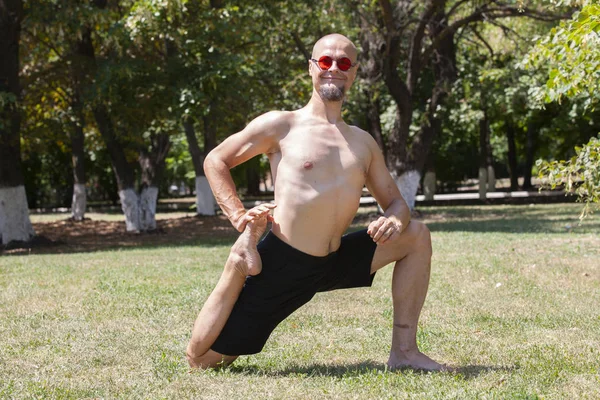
[20,0,91,219]
[526,2,600,218]
[355,0,566,208]
[0,0,35,245]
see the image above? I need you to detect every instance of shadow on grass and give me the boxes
[228,361,513,379]
[424,217,599,234]
[419,205,599,234]
[5,205,597,256]
[451,364,515,379]
[229,360,385,377]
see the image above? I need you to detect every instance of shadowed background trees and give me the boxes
[1,0,598,243]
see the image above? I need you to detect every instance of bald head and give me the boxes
[311,34,358,61]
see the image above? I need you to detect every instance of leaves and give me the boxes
[537,135,600,219]
[524,4,600,108]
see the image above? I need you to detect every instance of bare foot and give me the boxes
[387,350,450,372]
[228,216,268,277]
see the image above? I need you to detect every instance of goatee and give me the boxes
[318,85,345,102]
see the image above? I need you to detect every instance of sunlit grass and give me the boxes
[2,204,599,398]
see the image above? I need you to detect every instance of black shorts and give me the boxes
[211,229,378,356]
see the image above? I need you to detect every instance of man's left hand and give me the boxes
[367,216,403,245]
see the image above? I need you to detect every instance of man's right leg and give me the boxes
[186,217,267,369]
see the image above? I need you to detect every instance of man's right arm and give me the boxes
[203,111,290,231]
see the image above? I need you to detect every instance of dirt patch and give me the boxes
[1,215,239,255]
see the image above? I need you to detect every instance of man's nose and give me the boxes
[328,61,341,71]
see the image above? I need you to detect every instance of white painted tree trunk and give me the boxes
[119,188,141,232]
[479,167,488,200]
[487,166,496,192]
[394,170,421,210]
[139,186,158,231]
[0,186,35,245]
[71,183,87,221]
[195,176,216,215]
[423,171,436,201]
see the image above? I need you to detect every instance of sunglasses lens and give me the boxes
[318,56,333,70]
[338,57,352,71]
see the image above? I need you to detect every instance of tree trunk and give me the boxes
[506,120,519,191]
[139,186,158,231]
[69,31,93,221]
[523,120,537,190]
[93,104,140,230]
[479,110,492,199]
[390,4,456,209]
[75,27,140,231]
[203,112,217,154]
[245,156,261,197]
[118,188,140,232]
[358,18,387,158]
[0,187,34,245]
[422,154,436,201]
[0,0,35,245]
[483,111,496,192]
[478,167,488,201]
[183,118,215,215]
[138,133,170,231]
[70,103,86,220]
[487,166,496,193]
[394,170,422,210]
[423,171,436,201]
[365,89,386,157]
[195,176,215,215]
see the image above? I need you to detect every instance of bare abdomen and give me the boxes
[271,179,362,256]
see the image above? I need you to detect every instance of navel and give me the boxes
[303,161,314,170]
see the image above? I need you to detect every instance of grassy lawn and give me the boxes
[1,204,599,399]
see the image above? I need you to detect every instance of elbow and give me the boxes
[204,150,223,171]
[203,151,215,173]
[204,150,231,178]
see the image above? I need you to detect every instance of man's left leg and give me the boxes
[370,220,447,371]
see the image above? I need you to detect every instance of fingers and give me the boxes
[236,203,277,231]
[246,203,276,217]
[367,217,401,244]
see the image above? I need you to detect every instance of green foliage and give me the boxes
[14,0,600,206]
[526,3,600,219]
[537,135,600,219]
[524,4,600,108]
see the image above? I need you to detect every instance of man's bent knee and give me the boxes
[404,220,431,247]
[187,349,238,370]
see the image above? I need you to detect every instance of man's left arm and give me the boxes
[363,135,411,245]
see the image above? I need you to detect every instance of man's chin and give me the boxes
[318,86,345,102]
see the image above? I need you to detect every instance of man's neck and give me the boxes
[306,91,344,125]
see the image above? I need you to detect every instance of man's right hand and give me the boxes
[231,203,277,232]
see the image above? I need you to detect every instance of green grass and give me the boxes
[1,204,599,399]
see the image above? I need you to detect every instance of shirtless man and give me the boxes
[186,33,446,371]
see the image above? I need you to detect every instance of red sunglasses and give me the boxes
[310,56,357,72]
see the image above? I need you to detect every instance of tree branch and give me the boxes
[22,28,64,59]
[486,19,526,53]
[445,0,481,23]
[471,26,494,57]
[378,0,395,39]
[422,5,568,66]
[291,32,311,60]
[407,0,443,93]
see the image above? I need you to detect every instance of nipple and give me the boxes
[303,161,314,170]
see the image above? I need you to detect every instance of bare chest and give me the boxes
[276,130,370,185]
